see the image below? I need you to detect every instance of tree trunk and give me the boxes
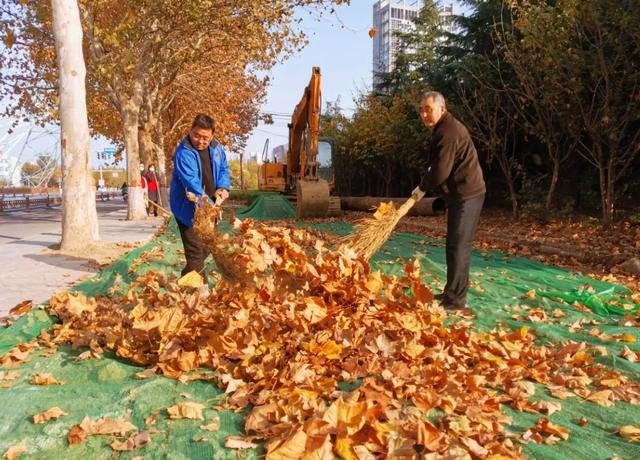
[545,154,560,213]
[153,116,169,206]
[51,0,99,252]
[505,169,519,219]
[121,91,147,220]
[138,122,154,169]
[603,156,616,226]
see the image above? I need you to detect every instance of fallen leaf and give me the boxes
[30,373,63,385]
[200,420,220,432]
[167,402,204,420]
[585,390,614,407]
[178,270,204,288]
[33,407,68,424]
[617,425,640,442]
[265,429,307,459]
[68,416,137,445]
[534,400,561,416]
[9,300,32,317]
[3,445,27,460]
[620,346,639,363]
[225,436,258,450]
[536,418,570,441]
[111,430,154,451]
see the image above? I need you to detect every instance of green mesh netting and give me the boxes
[234,193,296,220]
[1,211,640,459]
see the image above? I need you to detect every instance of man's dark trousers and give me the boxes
[444,194,484,306]
[177,220,209,277]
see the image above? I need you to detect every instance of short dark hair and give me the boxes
[191,113,215,131]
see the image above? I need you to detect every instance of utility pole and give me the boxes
[239,152,244,190]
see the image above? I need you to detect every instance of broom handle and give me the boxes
[396,196,418,217]
[147,199,173,217]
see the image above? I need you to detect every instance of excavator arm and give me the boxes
[286,66,321,186]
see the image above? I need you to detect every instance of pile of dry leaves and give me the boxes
[34,210,640,459]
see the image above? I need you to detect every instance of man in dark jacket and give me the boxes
[412,91,485,309]
[170,114,230,277]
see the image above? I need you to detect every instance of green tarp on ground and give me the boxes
[1,201,640,459]
[234,193,296,220]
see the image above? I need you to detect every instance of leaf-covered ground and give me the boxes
[1,207,639,459]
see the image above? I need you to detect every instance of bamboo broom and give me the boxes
[340,194,421,261]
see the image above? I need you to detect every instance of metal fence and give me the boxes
[0,192,120,212]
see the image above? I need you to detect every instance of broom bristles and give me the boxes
[341,196,418,261]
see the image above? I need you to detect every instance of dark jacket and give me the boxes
[420,112,486,202]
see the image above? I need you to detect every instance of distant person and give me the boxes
[121,181,128,201]
[145,164,159,217]
[411,91,486,309]
[139,164,148,208]
[170,114,230,278]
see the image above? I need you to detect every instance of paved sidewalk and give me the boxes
[0,201,163,316]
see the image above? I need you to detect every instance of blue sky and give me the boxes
[243,1,373,160]
[0,1,464,169]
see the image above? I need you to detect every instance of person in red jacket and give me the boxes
[144,164,159,217]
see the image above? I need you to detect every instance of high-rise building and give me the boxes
[372,0,421,85]
[372,1,459,87]
[438,3,457,35]
[0,150,20,186]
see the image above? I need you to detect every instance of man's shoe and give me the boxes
[434,293,468,309]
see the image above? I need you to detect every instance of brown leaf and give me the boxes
[30,373,63,385]
[533,400,562,416]
[68,416,137,445]
[33,407,68,424]
[620,346,639,363]
[9,300,32,317]
[536,418,570,440]
[110,430,154,451]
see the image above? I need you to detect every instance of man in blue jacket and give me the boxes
[170,114,230,277]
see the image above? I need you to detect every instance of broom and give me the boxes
[340,194,421,261]
[146,199,172,218]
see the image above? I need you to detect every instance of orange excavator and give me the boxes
[258,67,339,217]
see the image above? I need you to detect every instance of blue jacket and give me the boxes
[170,136,230,227]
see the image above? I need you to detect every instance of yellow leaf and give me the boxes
[617,333,636,343]
[178,270,204,288]
[265,430,307,459]
[585,390,614,407]
[3,445,27,460]
[167,402,205,420]
[618,425,640,442]
[334,437,358,460]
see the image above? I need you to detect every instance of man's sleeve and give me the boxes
[420,133,456,191]
[216,147,231,190]
[174,149,205,196]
